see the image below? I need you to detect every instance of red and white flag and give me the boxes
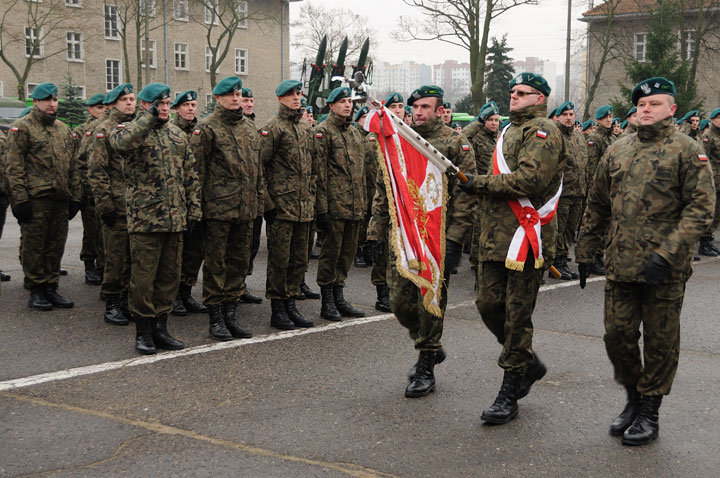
[364,108,445,317]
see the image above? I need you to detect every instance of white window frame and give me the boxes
[205,45,213,72]
[104,4,119,40]
[204,1,219,25]
[634,33,646,62]
[141,39,157,69]
[66,31,83,62]
[25,27,43,58]
[65,0,82,7]
[236,1,248,29]
[69,85,86,100]
[682,30,696,60]
[234,48,247,75]
[27,83,40,96]
[174,43,189,71]
[105,59,122,91]
[0,81,4,97]
[173,0,188,21]
[206,94,214,107]
[139,0,156,17]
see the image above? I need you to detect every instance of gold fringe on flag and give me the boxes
[505,258,525,271]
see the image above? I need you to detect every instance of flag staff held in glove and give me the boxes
[575,77,715,446]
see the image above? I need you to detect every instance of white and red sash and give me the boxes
[493,124,562,271]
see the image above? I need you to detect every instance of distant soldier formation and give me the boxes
[1,72,718,447]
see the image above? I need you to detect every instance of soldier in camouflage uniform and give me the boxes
[74,94,107,286]
[368,85,477,398]
[4,83,81,310]
[679,110,700,139]
[88,84,136,326]
[314,87,367,321]
[191,76,264,341]
[576,77,715,446]
[352,105,372,270]
[169,90,208,316]
[109,83,202,355]
[619,107,638,138]
[0,129,11,282]
[698,107,720,256]
[461,73,563,424]
[553,101,587,280]
[259,80,317,330]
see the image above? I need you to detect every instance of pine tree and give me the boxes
[57,75,87,127]
[454,94,474,115]
[484,35,514,115]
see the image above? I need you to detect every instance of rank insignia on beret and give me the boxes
[96,133,104,138]
[10,127,18,132]
[699,154,708,161]
[123,87,130,95]
[85,131,92,136]
[193,130,200,135]
[186,93,192,101]
[462,144,471,151]
[641,83,651,94]
[315,133,323,138]
[536,130,548,139]
[261,131,269,136]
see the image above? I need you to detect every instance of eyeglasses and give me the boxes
[510,89,540,97]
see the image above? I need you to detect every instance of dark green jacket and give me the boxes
[559,124,587,198]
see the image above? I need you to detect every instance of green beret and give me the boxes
[509,72,550,96]
[242,87,253,98]
[384,92,404,106]
[575,120,581,125]
[318,113,328,123]
[327,87,351,104]
[631,76,676,106]
[18,106,32,118]
[556,101,575,115]
[404,105,412,115]
[548,109,557,119]
[625,106,637,119]
[612,117,620,126]
[29,83,58,100]
[213,76,243,95]
[500,119,510,129]
[685,109,700,120]
[595,105,613,120]
[710,108,720,119]
[306,106,313,114]
[478,101,499,122]
[104,83,133,105]
[86,94,106,107]
[171,90,197,109]
[443,102,451,109]
[407,85,443,106]
[275,80,301,97]
[354,106,370,123]
[301,97,308,108]
[138,83,171,103]
[621,120,628,129]
[699,119,709,130]
[581,120,596,131]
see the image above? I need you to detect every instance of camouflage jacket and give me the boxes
[259,103,317,222]
[3,107,81,205]
[576,117,715,283]
[618,122,637,139]
[473,104,564,264]
[586,123,614,187]
[700,124,720,184]
[109,111,202,233]
[463,121,497,175]
[679,123,698,139]
[173,115,197,136]
[314,111,367,220]
[0,132,8,200]
[191,104,265,222]
[75,116,104,198]
[367,117,477,244]
[364,132,380,216]
[88,108,135,217]
[559,124,588,197]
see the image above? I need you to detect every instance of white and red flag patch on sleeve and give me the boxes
[10,127,19,132]
[699,154,708,161]
[315,132,323,138]
[261,130,269,136]
[536,130,548,139]
[96,133,104,138]
[461,144,471,151]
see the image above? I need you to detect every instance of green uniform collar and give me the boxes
[110,107,135,123]
[508,104,547,126]
[278,102,302,123]
[329,110,351,130]
[711,124,720,136]
[481,125,497,141]
[174,115,197,132]
[594,122,612,139]
[215,103,244,124]
[559,123,574,136]
[30,106,57,126]
[412,116,444,137]
[637,117,675,142]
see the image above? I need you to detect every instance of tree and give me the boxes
[57,75,87,127]
[394,0,536,114]
[454,94,473,114]
[484,35,514,114]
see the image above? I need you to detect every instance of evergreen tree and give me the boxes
[57,75,87,127]
[484,35,514,115]
[454,94,474,115]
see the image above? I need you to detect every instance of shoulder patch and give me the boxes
[536,130,548,139]
[587,141,594,145]
[85,131,92,136]
[261,130,269,136]
[72,133,77,139]
[461,144,471,151]
[698,154,708,161]
[315,133,323,138]
[10,127,19,132]
[193,129,200,135]
[116,124,125,129]
[703,138,708,142]
[368,136,376,142]
[96,133,104,138]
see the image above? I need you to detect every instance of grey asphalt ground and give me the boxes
[1,218,719,477]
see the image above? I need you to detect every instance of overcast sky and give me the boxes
[289,0,592,67]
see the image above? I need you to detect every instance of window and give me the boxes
[139,0,156,16]
[682,30,696,60]
[205,45,213,72]
[65,0,81,6]
[69,86,86,100]
[234,48,247,75]
[0,81,3,97]
[27,83,39,96]
[67,32,83,61]
[204,1,219,25]
[106,59,121,90]
[206,94,214,106]
[173,0,188,21]
[105,5,119,39]
[174,43,188,70]
[236,1,248,29]
[634,33,646,62]
[25,27,43,58]
[141,39,156,68]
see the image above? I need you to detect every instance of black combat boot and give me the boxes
[239,290,263,304]
[553,257,573,280]
[354,251,369,268]
[179,283,207,313]
[152,314,185,350]
[120,290,130,321]
[223,302,253,338]
[84,260,102,285]
[300,281,320,299]
[171,294,188,316]
[270,298,295,330]
[481,371,521,424]
[610,386,641,436]
[405,350,437,398]
[517,356,547,399]
[320,285,341,321]
[698,237,718,257]
[208,304,233,340]
[285,298,314,327]
[135,316,156,355]
[45,285,74,308]
[622,395,662,446]
[375,284,391,312]
[0,270,10,281]
[710,236,720,255]
[104,294,129,325]
[28,285,53,311]
[589,254,605,275]
[408,347,446,381]
[332,285,365,317]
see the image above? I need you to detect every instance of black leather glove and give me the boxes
[263,208,277,225]
[578,263,591,289]
[445,239,463,275]
[186,219,201,236]
[68,201,82,220]
[644,252,672,286]
[148,101,168,124]
[316,212,330,232]
[13,201,33,224]
[101,212,116,227]
[371,240,385,265]
[458,173,475,193]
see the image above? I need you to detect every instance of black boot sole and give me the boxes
[321,314,341,322]
[481,409,518,424]
[404,383,436,398]
[621,434,657,446]
[271,321,296,330]
[337,309,366,318]
[154,342,185,350]
[135,346,157,355]
[375,302,391,312]
[48,301,74,308]
[29,303,53,311]
[104,317,129,326]
[610,423,633,437]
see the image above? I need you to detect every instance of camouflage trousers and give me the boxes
[475,256,543,372]
[265,219,310,299]
[202,220,253,306]
[180,224,204,287]
[387,248,449,351]
[129,232,183,319]
[556,196,584,259]
[247,215,263,276]
[19,199,69,288]
[370,240,388,286]
[317,219,360,287]
[604,280,684,396]
[0,197,8,240]
[101,221,131,295]
[80,196,104,268]
[708,190,720,234]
